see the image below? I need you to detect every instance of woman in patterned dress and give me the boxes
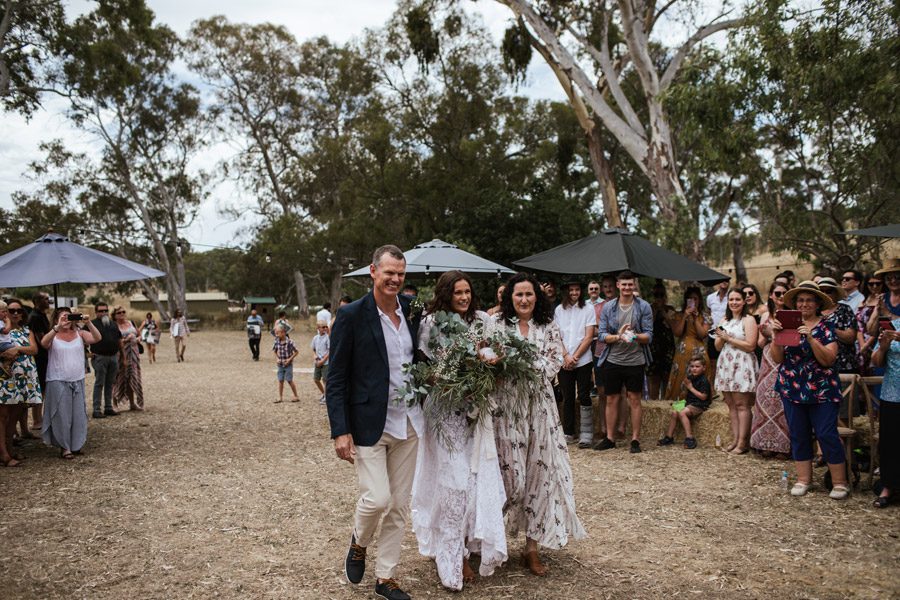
[751,282,792,457]
[491,273,585,576]
[112,306,143,411]
[770,281,849,500]
[665,287,711,401]
[0,299,41,467]
[714,288,759,454]
[138,312,159,364]
[410,270,507,591]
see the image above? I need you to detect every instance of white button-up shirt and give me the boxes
[554,303,597,368]
[707,290,728,325]
[377,300,423,439]
[841,289,863,312]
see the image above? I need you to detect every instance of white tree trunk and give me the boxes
[294,270,309,318]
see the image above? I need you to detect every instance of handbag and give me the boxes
[138,343,144,355]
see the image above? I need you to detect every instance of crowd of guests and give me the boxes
[534,260,899,508]
[0,294,171,466]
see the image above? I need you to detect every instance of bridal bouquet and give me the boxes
[395,311,541,448]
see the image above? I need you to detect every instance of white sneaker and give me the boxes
[790,482,810,497]
[829,485,850,500]
[319,395,326,405]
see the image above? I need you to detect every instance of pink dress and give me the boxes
[714,318,758,393]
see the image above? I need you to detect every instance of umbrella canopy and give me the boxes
[838,223,900,238]
[513,228,729,285]
[343,239,515,279]
[0,232,165,288]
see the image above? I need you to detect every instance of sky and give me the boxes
[0,1,733,251]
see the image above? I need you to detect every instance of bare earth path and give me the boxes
[1,331,897,599]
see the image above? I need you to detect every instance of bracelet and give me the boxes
[52,326,59,333]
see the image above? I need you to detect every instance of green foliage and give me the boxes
[500,19,532,83]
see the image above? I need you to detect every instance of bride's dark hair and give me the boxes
[499,272,554,326]
[425,270,478,322]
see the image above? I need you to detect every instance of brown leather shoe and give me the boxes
[522,550,547,576]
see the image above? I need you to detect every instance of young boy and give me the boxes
[311,320,330,404]
[272,325,299,403]
[0,302,18,378]
[658,357,711,449]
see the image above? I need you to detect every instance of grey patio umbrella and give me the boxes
[513,228,729,285]
[343,239,515,279]
[838,223,900,238]
[0,231,166,303]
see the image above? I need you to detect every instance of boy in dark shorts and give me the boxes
[658,357,711,449]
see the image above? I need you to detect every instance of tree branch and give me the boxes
[659,17,746,91]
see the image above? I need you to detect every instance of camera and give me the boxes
[67,313,85,322]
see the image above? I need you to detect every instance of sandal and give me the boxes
[60,451,75,460]
[521,550,547,576]
[873,496,891,509]
[291,397,300,403]
[1,457,22,467]
[729,447,749,455]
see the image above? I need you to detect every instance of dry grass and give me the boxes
[1,331,897,600]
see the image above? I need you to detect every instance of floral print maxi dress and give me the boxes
[491,317,585,549]
[0,327,42,406]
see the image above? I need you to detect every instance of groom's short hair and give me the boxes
[372,245,405,267]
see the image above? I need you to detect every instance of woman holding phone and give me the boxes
[871,315,900,508]
[665,287,711,401]
[714,288,759,454]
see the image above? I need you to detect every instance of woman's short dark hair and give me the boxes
[426,270,477,322]
[499,272,554,326]
[52,306,72,324]
[724,287,750,321]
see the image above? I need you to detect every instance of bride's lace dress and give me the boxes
[410,311,508,590]
[490,317,586,549]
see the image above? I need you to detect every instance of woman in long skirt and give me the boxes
[40,308,100,459]
[112,306,144,411]
[492,272,585,576]
[410,271,507,591]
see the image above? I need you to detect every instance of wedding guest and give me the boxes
[657,356,710,449]
[665,287,711,401]
[0,299,40,467]
[138,312,159,364]
[246,308,264,361]
[742,283,766,362]
[871,318,900,508]
[40,307,100,459]
[273,325,300,404]
[594,271,653,453]
[492,272,584,576]
[27,291,51,431]
[112,306,143,411]
[770,281,849,500]
[857,273,884,374]
[554,280,597,448]
[486,284,505,316]
[89,303,121,418]
[866,259,900,337]
[170,309,189,362]
[648,281,676,400]
[751,282,792,457]
[817,277,858,376]
[411,270,506,591]
[840,270,864,312]
[714,288,759,454]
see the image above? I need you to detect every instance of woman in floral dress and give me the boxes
[0,299,41,466]
[112,307,143,411]
[665,287,711,401]
[410,270,507,591]
[491,272,585,576]
[751,282,792,457]
[714,288,759,454]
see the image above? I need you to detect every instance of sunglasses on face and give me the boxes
[868,281,883,286]
[7,308,23,314]
[96,309,109,313]
[743,291,755,296]
[841,276,856,282]
[886,274,900,282]
[772,291,785,298]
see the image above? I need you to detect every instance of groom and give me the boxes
[326,244,423,600]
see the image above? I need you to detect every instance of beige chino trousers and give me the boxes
[353,419,418,580]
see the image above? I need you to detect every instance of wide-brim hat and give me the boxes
[816,276,846,299]
[875,258,900,277]
[783,281,835,310]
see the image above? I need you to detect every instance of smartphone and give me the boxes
[67,313,84,322]
[686,299,696,310]
[774,310,802,346]
[880,317,896,331]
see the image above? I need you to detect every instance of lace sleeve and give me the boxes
[417,314,436,360]
[538,321,565,380]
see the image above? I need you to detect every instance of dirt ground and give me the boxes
[1,330,897,600]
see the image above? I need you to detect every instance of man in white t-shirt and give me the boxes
[555,281,597,448]
[316,302,332,325]
[706,280,729,326]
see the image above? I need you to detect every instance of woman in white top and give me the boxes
[713,287,759,454]
[40,307,100,459]
[170,309,190,362]
[554,281,597,448]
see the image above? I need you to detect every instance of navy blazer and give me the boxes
[325,292,418,446]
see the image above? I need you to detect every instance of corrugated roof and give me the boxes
[130,292,229,302]
[243,296,278,304]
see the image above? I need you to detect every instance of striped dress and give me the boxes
[113,323,144,409]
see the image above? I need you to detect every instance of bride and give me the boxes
[410,270,507,591]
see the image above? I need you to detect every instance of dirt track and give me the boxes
[1,330,897,599]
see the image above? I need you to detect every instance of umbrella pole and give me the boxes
[54,283,59,309]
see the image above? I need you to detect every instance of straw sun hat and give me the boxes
[815,276,846,299]
[783,281,835,310]
[874,258,900,278]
